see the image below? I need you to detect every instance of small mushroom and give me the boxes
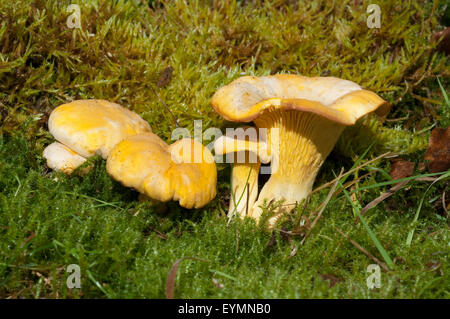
[43,99,151,173]
[43,142,88,174]
[106,133,217,209]
[214,127,270,218]
[211,74,389,227]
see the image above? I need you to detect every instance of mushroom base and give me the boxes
[251,109,346,227]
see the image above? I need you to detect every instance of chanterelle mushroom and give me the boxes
[43,142,88,174]
[214,127,270,219]
[106,133,217,209]
[43,99,151,173]
[211,74,389,226]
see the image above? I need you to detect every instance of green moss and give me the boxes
[336,115,430,159]
[0,0,449,298]
[0,134,448,298]
[1,0,448,143]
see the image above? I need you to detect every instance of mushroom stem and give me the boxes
[251,109,345,226]
[229,159,260,219]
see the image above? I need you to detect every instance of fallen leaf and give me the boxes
[389,160,414,180]
[424,127,450,173]
[432,27,450,55]
[319,273,342,288]
[418,162,426,171]
[156,66,174,88]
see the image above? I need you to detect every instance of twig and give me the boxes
[301,168,344,245]
[334,226,390,272]
[311,152,392,195]
[355,179,410,224]
[148,83,179,128]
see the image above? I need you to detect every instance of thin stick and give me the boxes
[355,179,410,224]
[148,83,179,128]
[334,226,390,272]
[311,152,392,195]
[301,168,344,245]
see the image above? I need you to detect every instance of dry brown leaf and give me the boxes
[418,162,426,171]
[424,127,450,173]
[390,160,414,180]
[319,273,342,288]
[156,66,174,88]
[432,27,450,55]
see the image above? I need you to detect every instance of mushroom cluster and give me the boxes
[211,74,389,227]
[44,99,152,173]
[43,74,389,221]
[44,99,217,209]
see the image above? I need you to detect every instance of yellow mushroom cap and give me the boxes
[213,129,271,164]
[48,99,152,159]
[43,142,87,174]
[106,133,217,209]
[211,74,390,125]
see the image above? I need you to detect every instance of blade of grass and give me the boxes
[312,149,389,195]
[406,170,450,246]
[301,167,344,245]
[62,191,124,210]
[356,179,410,224]
[86,270,114,298]
[334,226,390,272]
[13,174,21,197]
[209,269,237,281]
[228,164,253,224]
[366,166,394,181]
[336,175,395,270]
[348,171,446,194]
[437,76,449,107]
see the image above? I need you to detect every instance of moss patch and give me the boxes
[0,0,449,298]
